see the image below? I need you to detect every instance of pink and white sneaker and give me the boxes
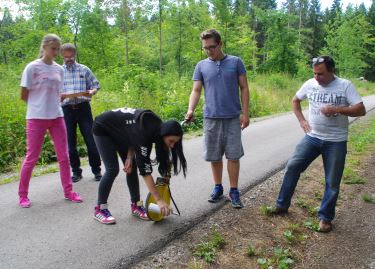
[94,204,116,224]
[131,201,149,221]
[64,192,83,203]
[19,197,31,208]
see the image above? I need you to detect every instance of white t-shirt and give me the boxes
[20,59,64,119]
[296,76,363,142]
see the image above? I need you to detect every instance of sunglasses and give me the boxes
[202,44,219,51]
[312,57,326,64]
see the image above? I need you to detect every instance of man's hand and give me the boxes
[86,89,98,97]
[300,119,312,133]
[184,110,195,123]
[320,105,338,117]
[240,114,250,130]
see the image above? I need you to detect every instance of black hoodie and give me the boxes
[92,107,162,175]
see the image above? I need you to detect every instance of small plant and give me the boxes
[362,193,375,204]
[260,205,276,216]
[296,199,318,216]
[296,199,309,209]
[298,233,309,243]
[342,167,366,184]
[257,247,294,269]
[193,230,225,263]
[283,230,295,243]
[314,191,322,201]
[274,247,294,269]
[257,257,271,268]
[246,244,256,257]
[308,206,319,216]
[304,220,320,232]
[187,260,203,269]
[287,223,300,231]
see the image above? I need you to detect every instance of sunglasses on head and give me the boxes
[312,57,326,64]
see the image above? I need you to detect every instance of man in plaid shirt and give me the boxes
[61,43,102,182]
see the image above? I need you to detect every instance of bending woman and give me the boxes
[92,107,187,224]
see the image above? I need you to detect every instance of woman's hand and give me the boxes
[123,158,133,174]
[156,199,171,217]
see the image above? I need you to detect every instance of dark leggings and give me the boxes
[93,135,140,205]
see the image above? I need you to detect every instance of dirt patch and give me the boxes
[132,128,375,269]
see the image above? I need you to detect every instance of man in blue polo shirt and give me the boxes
[185,29,250,208]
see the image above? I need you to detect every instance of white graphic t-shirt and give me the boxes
[21,59,64,119]
[296,76,363,142]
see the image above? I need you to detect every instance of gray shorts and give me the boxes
[203,117,244,161]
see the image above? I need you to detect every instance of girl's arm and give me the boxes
[123,148,135,174]
[20,87,28,102]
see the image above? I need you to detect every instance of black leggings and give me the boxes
[93,135,140,205]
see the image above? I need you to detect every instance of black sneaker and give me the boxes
[72,174,82,183]
[94,173,102,181]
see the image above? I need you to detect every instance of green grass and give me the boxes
[295,198,319,216]
[362,193,375,204]
[192,230,226,263]
[246,244,257,257]
[342,167,367,185]
[257,247,295,269]
[187,261,203,269]
[303,220,320,232]
[259,204,277,216]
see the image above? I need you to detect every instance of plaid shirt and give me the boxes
[62,62,100,106]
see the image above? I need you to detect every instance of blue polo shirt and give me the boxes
[192,55,246,118]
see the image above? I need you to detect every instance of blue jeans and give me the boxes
[63,102,101,175]
[276,135,347,221]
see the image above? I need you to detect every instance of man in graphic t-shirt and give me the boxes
[274,56,366,232]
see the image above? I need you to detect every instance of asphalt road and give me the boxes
[1,95,375,269]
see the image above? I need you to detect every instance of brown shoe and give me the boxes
[319,220,333,233]
[274,206,288,215]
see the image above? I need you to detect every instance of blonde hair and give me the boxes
[39,33,61,58]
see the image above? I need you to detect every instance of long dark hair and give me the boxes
[138,112,187,178]
[155,120,187,178]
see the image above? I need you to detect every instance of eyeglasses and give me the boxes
[202,44,219,51]
[312,57,326,64]
[64,56,75,61]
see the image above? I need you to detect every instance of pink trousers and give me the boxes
[18,117,72,197]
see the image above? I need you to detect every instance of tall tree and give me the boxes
[323,10,374,78]
[306,0,324,58]
[257,9,299,74]
[158,0,164,75]
[0,7,14,64]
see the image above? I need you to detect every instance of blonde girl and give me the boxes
[18,34,82,207]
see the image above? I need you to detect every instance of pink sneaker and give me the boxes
[19,197,31,208]
[131,201,149,220]
[94,204,116,224]
[64,192,83,203]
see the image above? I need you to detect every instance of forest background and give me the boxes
[1,0,375,173]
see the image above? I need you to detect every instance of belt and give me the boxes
[63,102,88,110]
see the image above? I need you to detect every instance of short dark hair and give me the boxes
[312,56,335,72]
[200,29,221,44]
[61,43,77,54]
